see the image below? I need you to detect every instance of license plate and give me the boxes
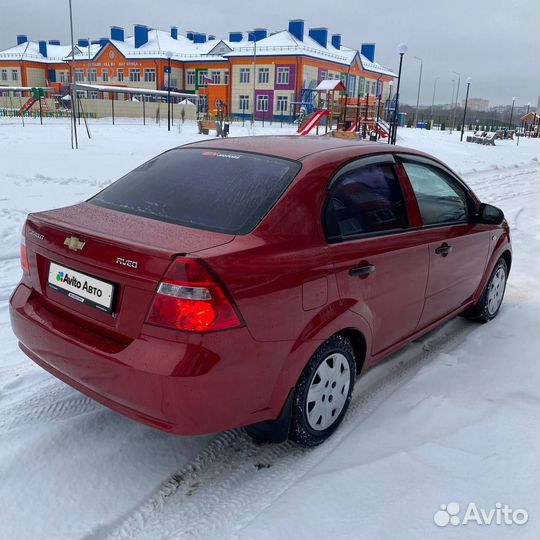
[47,261,114,313]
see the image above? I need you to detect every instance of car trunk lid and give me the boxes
[25,202,234,341]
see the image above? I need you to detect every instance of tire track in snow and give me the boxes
[103,318,476,540]
[0,379,102,435]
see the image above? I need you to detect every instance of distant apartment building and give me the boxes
[0,20,396,119]
[463,98,489,111]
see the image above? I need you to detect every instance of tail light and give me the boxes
[146,257,243,332]
[20,225,30,275]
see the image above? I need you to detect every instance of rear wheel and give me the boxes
[465,258,508,323]
[289,335,356,447]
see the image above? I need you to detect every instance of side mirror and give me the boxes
[477,203,504,225]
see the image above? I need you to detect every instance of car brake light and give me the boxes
[20,227,30,275]
[146,257,242,332]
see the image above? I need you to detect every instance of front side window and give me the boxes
[59,71,66,83]
[325,162,408,241]
[186,71,195,85]
[1,69,7,81]
[117,69,124,82]
[12,69,18,81]
[102,69,108,82]
[87,69,97,82]
[402,161,470,225]
[211,71,221,84]
[74,69,84,82]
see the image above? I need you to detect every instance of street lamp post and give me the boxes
[386,80,393,144]
[165,51,173,131]
[430,76,439,128]
[390,43,407,145]
[508,96,517,129]
[451,70,461,132]
[414,56,422,128]
[460,77,471,142]
[450,79,455,130]
[252,37,257,127]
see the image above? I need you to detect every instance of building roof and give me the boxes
[0,27,396,77]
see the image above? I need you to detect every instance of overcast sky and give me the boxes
[1,0,538,107]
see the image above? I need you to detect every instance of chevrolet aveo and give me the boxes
[10,136,511,446]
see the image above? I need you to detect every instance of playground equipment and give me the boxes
[297,80,346,136]
[297,110,329,135]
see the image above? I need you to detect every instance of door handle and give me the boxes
[350,264,375,277]
[435,244,453,256]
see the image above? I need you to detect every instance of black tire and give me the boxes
[465,258,508,323]
[289,335,356,447]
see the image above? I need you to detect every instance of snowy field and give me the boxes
[0,118,538,540]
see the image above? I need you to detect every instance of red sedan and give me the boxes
[10,137,511,446]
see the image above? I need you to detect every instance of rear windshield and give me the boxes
[90,148,301,235]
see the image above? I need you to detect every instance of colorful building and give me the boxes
[0,20,396,120]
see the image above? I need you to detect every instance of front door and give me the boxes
[399,157,491,329]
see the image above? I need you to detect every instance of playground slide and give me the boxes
[298,110,329,136]
[19,98,37,115]
[346,118,389,138]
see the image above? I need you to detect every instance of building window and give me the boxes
[144,68,156,82]
[87,69,97,82]
[224,70,229,84]
[197,70,208,86]
[102,69,108,82]
[358,77,365,97]
[1,69,7,81]
[76,90,86,99]
[11,69,18,81]
[117,69,124,82]
[58,71,66,83]
[276,66,289,85]
[210,71,221,84]
[258,67,269,84]
[239,94,249,111]
[276,95,288,113]
[347,75,356,97]
[320,70,328,81]
[129,69,141,82]
[186,71,195,85]
[88,91,99,99]
[256,94,269,112]
[239,68,250,84]
[74,69,84,82]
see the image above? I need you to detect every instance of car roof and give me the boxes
[182,135,386,161]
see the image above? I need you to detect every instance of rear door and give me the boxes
[397,155,491,329]
[325,155,429,356]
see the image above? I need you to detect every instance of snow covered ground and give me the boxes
[0,118,538,540]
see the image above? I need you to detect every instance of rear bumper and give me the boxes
[9,283,295,435]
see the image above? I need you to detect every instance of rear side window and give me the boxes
[402,162,470,225]
[325,163,408,242]
[90,148,301,235]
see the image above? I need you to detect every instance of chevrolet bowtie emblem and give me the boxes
[64,236,85,251]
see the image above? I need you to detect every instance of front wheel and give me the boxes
[289,335,356,447]
[465,258,508,323]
